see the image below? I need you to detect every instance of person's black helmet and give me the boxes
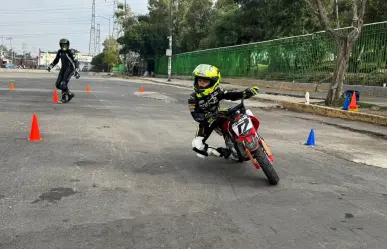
[59,38,70,50]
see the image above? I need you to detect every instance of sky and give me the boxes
[0,0,148,56]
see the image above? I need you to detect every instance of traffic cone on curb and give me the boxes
[348,92,358,112]
[52,88,59,103]
[9,82,14,90]
[86,85,91,92]
[28,113,42,141]
[305,129,315,146]
[342,93,349,110]
[140,86,144,92]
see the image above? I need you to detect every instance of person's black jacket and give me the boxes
[50,49,79,70]
[188,87,245,123]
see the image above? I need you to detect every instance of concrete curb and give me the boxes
[153,74,387,97]
[278,101,387,126]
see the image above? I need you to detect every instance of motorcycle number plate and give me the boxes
[232,115,253,136]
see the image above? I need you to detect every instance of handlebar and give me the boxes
[227,97,245,115]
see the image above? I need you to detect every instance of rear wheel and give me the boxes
[254,146,279,185]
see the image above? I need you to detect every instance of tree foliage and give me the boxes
[91,37,121,72]
[114,0,385,104]
[116,0,385,59]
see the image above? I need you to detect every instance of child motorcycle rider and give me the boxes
[47,38,80,104]
[188,64,260,159]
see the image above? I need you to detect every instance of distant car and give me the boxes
[3,64,17,69]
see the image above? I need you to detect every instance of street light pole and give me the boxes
[167,0,173,82]
[97,15,111,38]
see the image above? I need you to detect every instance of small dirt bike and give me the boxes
[211,97,280,185]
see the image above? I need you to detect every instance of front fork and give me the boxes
[244,135,274,170]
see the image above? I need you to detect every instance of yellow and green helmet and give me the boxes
[192,64,221,97]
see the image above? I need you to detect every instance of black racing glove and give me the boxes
[75,68,80,79]
[243,86,260,99]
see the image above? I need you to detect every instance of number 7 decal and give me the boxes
[232,116,253,135]
[237,117,250,134]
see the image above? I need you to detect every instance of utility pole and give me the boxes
[96,24,101,54]
[89,0,96,56]
[167,0,173,82]
[6,37,13,64]
[112,0,117,39]
[22,42,27,67]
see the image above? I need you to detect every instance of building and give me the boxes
[38,50,93,70]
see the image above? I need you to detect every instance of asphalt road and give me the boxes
[0,73,386,249]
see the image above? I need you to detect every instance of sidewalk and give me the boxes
[260,88,387,107]
[128,76,387,126]
[137,77,323,104]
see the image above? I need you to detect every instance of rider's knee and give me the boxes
[58,81,67,90]
[192,136,206,150]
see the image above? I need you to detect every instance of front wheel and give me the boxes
[254,146,279,185]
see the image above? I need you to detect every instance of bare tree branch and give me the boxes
[349,0,367,43]
[305,0,344,39]
[357,0,367,29]
[352,0,359,27]
[304,0,319,15]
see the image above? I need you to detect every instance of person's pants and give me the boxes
[195,116,228,142]
[55,66,74,95]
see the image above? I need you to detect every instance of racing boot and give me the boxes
[217,147,239,161]
[58,92,68,104]
[67,92,75,103]
[216,147,231,159]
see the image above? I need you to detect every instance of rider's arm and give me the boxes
[220,88,244,101]
[68,49,80,69]
[220,86,259,100]
[50,50,60,67]
[188,94,206,123]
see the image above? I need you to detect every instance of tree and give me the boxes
[90,53,107,72]
[90,37,121,72]
[177,0,214,52]
[103,37,121,71]
[305,0,367,106]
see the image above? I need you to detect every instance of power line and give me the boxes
[1,2,113,11]
[1,3,113,14]
[0,18,92,26]
[1,31,90,37]
[1,8,112,15]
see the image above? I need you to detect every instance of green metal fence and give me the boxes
[112,64,125,73]
[155,21,387,86]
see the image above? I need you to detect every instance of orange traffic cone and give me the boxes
[348,92,358,112]
[86,85,91,92]
[28,113,42,141]
[140,86,144,92]
[9,82,14,90]
[53,88,59,103]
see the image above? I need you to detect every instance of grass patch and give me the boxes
[358,102,387,110]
